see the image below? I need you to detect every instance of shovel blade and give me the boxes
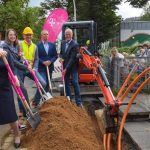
[26,112,41,130]
[59,84,65,96]
[42,92,53,101]
[38,92,53,106]
[46,92,53,99]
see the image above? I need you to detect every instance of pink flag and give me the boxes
[43,8,68,43]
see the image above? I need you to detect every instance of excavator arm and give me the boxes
[79,47,120,115]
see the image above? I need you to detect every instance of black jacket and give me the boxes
[60,40,79,71]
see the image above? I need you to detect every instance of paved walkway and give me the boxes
[120,94,150,149]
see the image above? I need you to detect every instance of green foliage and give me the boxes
[0,0,29,5]
[39,0,149,44]
[125,0,149,8]
[0,0,41,42]
[140,4,150,21]
[21,7,42,42]
[40,0,121,44]
[40,0,67,17]
[0,0,25,32]
[0,0,148,43]
[75,0,121,43]
[118,45,138,54]
[99,44,138,57]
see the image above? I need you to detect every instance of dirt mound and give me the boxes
[22,96,102,150]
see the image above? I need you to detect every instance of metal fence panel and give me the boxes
[102,56,150,93]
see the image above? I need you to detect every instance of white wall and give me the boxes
[120,29,150,41]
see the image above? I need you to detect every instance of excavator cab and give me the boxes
[62,21,98,83]
[62,21,97,55]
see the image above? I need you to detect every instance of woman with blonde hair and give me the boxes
[110,47,124,87]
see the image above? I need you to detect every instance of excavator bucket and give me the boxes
[95,108,117,134]
[95,108,107,135]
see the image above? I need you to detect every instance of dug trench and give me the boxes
[22,96,105,150]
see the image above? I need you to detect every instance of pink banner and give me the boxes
[43,8,68,43]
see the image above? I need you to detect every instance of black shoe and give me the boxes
[14,142,21,148]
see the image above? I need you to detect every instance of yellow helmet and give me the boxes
[23,27,33,35]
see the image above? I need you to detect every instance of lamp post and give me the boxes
[72,0,77,41]
[73,0,76,21]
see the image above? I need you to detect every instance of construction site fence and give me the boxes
[102,56,150,93]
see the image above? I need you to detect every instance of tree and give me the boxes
[21,7,42,42]
[140,4,150,21]
[40,0,121,43]
[40,0,149,44]
[0,0,41,41]
[125,0,149,8]
[72,0,121,42]
[0,0,26,33]
[40,0,67,17]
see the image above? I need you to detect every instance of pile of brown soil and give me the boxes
[22,96,102,150]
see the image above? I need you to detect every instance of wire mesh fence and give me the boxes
[101,56,150,93]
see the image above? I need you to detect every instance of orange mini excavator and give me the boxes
[62,21,119,129]
[62,21,150,150]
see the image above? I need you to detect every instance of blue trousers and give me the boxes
[19,70,46,105]
[64,69,82,105]
[34,70,52,104]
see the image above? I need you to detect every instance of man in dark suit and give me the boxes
[34,30,57,105]
[60,28,82,107]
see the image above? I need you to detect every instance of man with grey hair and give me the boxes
[60,28,83,107]
[33,29,57,106]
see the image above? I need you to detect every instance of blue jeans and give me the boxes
[20,70,46,103]
[64,69,82,105]
[34,71,52,104]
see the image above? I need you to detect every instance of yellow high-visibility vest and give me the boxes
[20,40,36,67]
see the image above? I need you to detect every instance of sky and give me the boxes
[116,1,143,19]
[29,0,143,19]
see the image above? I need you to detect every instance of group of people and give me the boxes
[109,43,150,88]
[0,27,82,148]
[136,43,150,57]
